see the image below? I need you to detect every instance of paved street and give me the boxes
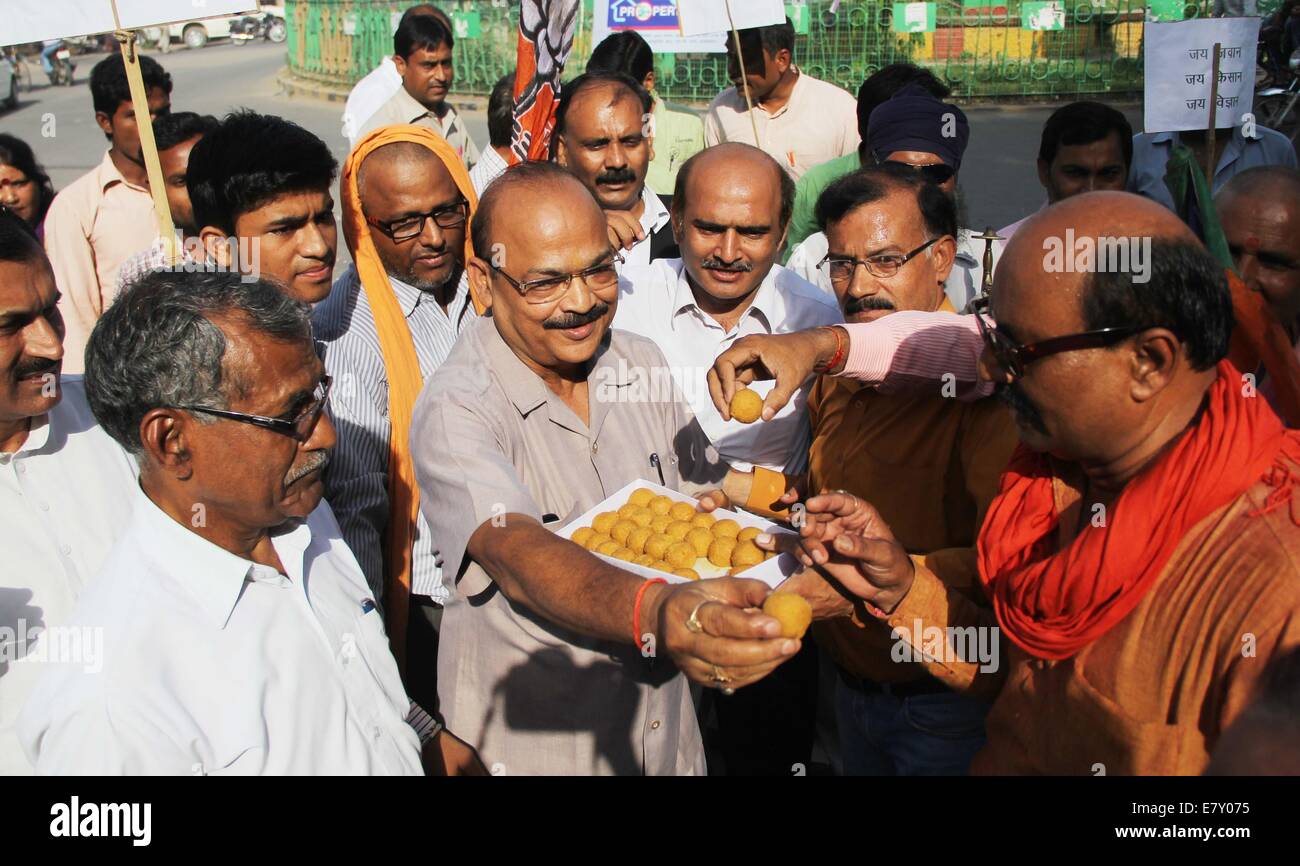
[0,39,1141,238]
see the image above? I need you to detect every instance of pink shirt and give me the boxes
[841,311,991,400]
[44,151,159,374]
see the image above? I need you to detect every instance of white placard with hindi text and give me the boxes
[676,0,786,38]
[1143,18,1260,134]
[4,0,257,47]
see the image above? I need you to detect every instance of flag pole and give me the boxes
[109,0,178,265]
[724,0,762,147]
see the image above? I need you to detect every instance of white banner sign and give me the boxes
[592,1,727,54]
[1143,18,1260,133]
[676,0,786,38]
[4,0,257,46]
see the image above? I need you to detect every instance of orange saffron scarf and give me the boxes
[978,361,1300,660]
[341,126,480,676]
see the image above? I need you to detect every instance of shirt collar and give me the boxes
[95,149,146,194]
[10,412,51,456]
[479,317,630,418]
[392,86,456,128]
[668,259,778,334]
[134,486,311,629]
[637,185,672,238]
[740,66,804,119]
[377,269,473,328]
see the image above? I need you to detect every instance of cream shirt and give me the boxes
[704,69,860,181]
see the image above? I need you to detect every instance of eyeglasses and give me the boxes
[367,199,468,242]
[971,297,1141,379]
[878,158,957,186]
[817,237,940,283]
[490,253,624,305]
[176,375,333,443]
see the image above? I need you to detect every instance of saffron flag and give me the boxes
[510,0,581,163]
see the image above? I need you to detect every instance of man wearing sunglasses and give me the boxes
[707,191,1300,774]
[410,163,801,775]
[314,130,481,773]
[20,270,435,775]
[787,84,997,313]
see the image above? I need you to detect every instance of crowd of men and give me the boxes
[2,5,1300,776]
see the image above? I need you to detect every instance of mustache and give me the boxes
[543,302,610,331]
[15,357,60,381]
[595,167,637,185]
[845,295,895,317]
[700,257,753,273]
[285,449,330,486]
[994,381,1049,435]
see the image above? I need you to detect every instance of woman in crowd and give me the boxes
[0,133,56,240]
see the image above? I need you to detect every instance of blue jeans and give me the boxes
[835,674,988,775]
[40,43,60,75]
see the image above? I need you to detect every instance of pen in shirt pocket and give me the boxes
[649,452,665,486]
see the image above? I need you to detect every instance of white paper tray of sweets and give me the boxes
[554,479,801,589]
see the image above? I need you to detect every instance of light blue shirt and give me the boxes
[1128,125,1299,212]
[313,265,475,602]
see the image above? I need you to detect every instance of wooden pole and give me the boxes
[1205,42,1221,187]
[109,0,178,265]
[724,0,762,147]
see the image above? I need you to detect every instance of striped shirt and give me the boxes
[312,264,475,602]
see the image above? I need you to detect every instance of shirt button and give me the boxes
[60,543,71,556]
[39,501,50,512]
[590,442,599,455]
[650,720,661,730]
[372,726,382,740]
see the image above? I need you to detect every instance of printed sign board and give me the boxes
[1144,18,1260,133]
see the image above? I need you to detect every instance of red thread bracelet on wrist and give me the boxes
[633,577,668,649]
[814,326,846,375]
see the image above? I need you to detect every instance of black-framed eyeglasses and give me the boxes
[490,252,624,305]
[176,375,333,443]
[817,237,940,283]
[971,297,1142,379]
[366,199,468,242]
[877,156,957,186]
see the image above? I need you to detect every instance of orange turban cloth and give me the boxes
[341,125,480,677]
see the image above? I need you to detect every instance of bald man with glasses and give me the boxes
[410,162,800,775]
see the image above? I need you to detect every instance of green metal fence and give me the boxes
[285,0,1278,102]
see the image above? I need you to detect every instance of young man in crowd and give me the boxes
[187,111,339,303]
[45,53,172,373]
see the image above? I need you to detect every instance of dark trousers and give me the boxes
[406,596,443,716]
[706,636,820,775]
[835,671,987,775]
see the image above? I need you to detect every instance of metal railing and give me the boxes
[285,0,1279,102]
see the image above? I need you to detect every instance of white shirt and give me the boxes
[342,57,402,145]
[786,227,1003,313]
[0,378,137,775]
[615,258,842,473]
[468,145,510,198]
[619,184,674,270]
[18,490,423,776]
